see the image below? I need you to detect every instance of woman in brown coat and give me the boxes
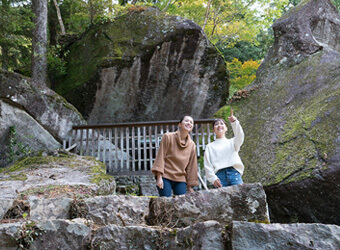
[151,116,198,197]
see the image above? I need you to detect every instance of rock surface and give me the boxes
[0,70,85,141]
[0,151,115,199]
[29,198,73,222]
[0,223,21,249]
[1,183,339,249]
[226,221,340,250]
[227,0,340,225]
[32,219,91,250]
[146,183,269,227]
[0,200,14,219]
[91,220,226,249]
[0,99,61,167]
[53,7,228,123]
[0,70,85,167]
[78,195,150,226]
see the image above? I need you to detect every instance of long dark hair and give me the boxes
[213,118,227,127]
[179,115,193,123]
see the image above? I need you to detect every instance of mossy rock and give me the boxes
[52,7,228,123]
[214,48,340,186]
[0,150,115,199]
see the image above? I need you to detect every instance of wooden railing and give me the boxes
[63,119,215,178]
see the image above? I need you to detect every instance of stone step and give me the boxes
[146,183,269,227]
[226,221,340,250]
[1,183,269,228]
[1,219,339,249]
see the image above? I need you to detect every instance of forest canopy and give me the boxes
[1,0,339,94]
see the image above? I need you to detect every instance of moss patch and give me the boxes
[0,156,53,174]
[247,218,270,224]
[54,7,187,96]
[17,185,97,200]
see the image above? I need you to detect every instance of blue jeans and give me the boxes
[216,167,243,187]
[157,178,187,197]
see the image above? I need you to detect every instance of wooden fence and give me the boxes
[63,119,215,177]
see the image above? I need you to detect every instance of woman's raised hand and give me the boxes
[228,109,236,123]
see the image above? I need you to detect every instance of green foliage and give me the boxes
[47,44,68,79]
[216,29,274,63]
[227,58,260,100]
[332,0,340,11]
[154,0,289,45]
[0,1,33,72]
[60,0,89,34]
[17,220,44,249]
[6,126,32,163]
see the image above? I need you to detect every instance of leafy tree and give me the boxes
[227,58,260,98]
[148,0,288,45]
[52,0,66,35]
[0,0,33,71]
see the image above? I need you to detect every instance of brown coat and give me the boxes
[151,130,198,187]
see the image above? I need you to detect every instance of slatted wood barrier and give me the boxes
[63,119,215,178]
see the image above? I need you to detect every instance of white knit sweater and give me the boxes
[204,119,245,184]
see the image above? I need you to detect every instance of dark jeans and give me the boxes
[216,167,243,187]
[157,177,187,197]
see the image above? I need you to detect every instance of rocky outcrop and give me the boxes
[225,0,340,225]
[0,151,116,199]
[1,184,340,249]
[0,70,86,167]
[53,7,228,123]
[0,70,85,141]
[0,100,61,167]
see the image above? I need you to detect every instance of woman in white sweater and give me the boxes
[204,109,244,188]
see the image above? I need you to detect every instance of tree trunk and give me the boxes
[202,0,212,31]
[31,0,48,86]
[1,45,9,70]
[52,0,66,35]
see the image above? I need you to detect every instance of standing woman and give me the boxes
[204,109,244,188]
[151,116,198,197]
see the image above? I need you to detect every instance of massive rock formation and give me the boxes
[227,0,340,225]
[53,7,228,123]
[0,70,85,167]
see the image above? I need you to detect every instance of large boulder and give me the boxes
[0,70,85,167]
[146,183,269,228]
[53,7,228,123]
[0,70,85,141]
[226,0,340,224]
[0,100,61,167]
